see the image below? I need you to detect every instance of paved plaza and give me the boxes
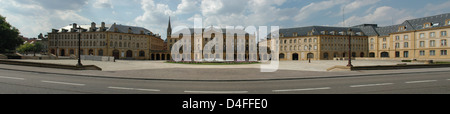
[15,59,424,71]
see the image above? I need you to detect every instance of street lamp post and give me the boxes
[76,26,83,67]
[308,44,311,63]
[347,28,353,67]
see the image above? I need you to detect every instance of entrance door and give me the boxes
[113,50,120,59]
[292,53,299,60]
[126,50,133,58]
[60,49,65,56]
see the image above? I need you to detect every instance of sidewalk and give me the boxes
[1,63,449,81]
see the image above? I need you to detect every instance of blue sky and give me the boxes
[1,0,449,39]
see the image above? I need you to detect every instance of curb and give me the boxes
[1,65,450,82]
[0,59,102,71]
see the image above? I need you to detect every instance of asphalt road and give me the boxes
[1,68,450,94]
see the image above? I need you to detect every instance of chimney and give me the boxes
[73,23,77,29]
[90,22,96,32]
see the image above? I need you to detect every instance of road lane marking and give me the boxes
[0,76,25,80]
[405,80,437,84]
[41,80,85,86]
[350,83,394,88]
[184,91,248,94]
[108,86,160,92]
[272,87,331,92]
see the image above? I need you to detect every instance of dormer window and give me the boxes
[398,26,407,31]
[280,33,284,37]
[356,32,362,36]
[293,32,298,37]
[330,31,335,35]
[424,22,431,28]
[320,31,326,35]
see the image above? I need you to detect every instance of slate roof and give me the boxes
[279,26,365,37]
[56,23,156,36]
[172,26,251,35]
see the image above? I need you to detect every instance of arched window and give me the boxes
[139,51,145,57]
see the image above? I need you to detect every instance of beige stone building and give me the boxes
[277,26,368,61]
[47,22,165,60]
[366,13,450,60]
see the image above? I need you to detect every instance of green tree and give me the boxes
[0,15,24,53]
[16,43,34,55]
[32,42,43,56]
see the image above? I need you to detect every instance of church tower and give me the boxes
[167,16,172,38]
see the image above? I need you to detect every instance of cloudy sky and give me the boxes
[1,0,449,39]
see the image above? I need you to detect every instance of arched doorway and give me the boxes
[156,54,160,60]
[369,52,375,57]
[352,52,356,57]
[381,52,389,58]
[307,53,314,60]
[343,52,347,57]
[323,52,329,60]
[151,54,155,60]
[360,52,365,57]
[126,50,132,58]
[279,53,285,59]
[292,53,299,60]
[98,49,104,56]
[60,49,65,56]
[51,49,56,55]
[162,54,166,60]
[333,52,339,57]
[167,54,171,60]
[69,49,74,55]
[113,50,120,59]
[88,49,94,55]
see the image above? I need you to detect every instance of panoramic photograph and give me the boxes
[1,0,449,112]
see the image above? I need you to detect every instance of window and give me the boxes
[382,44,387,49]
[370,38,374,43]
[383,38,387,42]
[370,44,374,50]
[420,50,425,56]
[309,38,312,43]
[304,46,308,50]
[430,40,436,47]
[404,42,409,48]
[395,43,400,48]
[430,50,436,56]
[289,40,292,44]
[420,33,425,38]
[442,31,447,37]
[314,45,317,50]
[395,36,400,41]
[304,39,307,42]
[313,38,317,43]
[442,39,447,46]
[404,35,409,40]
[441,50,448,55]
[139,51,145,57]
[404,51,409,58]
[420,41,425,47]
[430,32,436,38]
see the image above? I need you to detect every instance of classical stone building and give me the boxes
[365,13,450,59]
[47,22,165,60]
[277,26,368,61]
[276,13,450,61]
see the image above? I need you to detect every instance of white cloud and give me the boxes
[337,6,414,27]
[0,0,91,37]
[175,0,200,14]
[294,0,349,22]
[93,0,113,9]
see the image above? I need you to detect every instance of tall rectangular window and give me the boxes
[395,43,400,48]
[419,33,425,38]
[430,40,436,47]
[404,35,409,40]
[395,36,400,41]
[382,44,387,49]
[404,42,409,48]
[441,50,448,56]
[403,51,409,58]
[441,31,447,37]
[419,41,425,47]
[430,50,436,56]
[420,50,425,56]
[430,32,436,38]
[441,39,447,46]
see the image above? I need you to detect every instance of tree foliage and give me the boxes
[0,15,24,53]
